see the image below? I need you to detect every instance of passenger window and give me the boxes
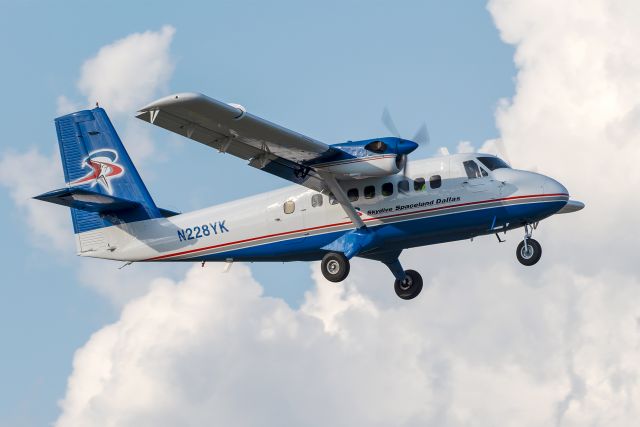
[480,168,488,177]
[382,182,394,196]
[347,188,359,201]
[430,175,442,189]
[463,160,482,179]
[398,180,409,194]
[364,185,376,199]
[283,200,295,214]
[414,177,426,191]
[329,193,338,205]
[311,194,323,207]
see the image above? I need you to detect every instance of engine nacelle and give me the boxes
[315,153,403,178]
[311,137,416,179]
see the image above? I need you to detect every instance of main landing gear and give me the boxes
[321,252,350,283]
[516,223,542,266]
[320,252,423,300]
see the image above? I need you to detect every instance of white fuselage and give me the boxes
[75,153,569,262]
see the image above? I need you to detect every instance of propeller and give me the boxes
[381,107,430,180]
[382,107,401,138]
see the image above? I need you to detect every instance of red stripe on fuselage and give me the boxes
[145,193,568,261]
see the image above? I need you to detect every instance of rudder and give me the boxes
[53,108,162,235]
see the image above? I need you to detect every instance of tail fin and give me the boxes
[36,107,163,238]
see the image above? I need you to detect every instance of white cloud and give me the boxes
[56,95,81,116]
[488,0,640,262]
[77,26,175,115]
[455,140,475,153]
[0,148,72,251]
[76,260,190,308]
[54,255,640,427]
[52,1,640,426]
[64,25,176,163]
[0,27,176,258]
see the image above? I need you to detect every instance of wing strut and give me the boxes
[318,172,366,229]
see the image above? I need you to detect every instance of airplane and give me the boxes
[35,92,584,300]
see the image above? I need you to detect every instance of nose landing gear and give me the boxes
[394,269,423,300]
[516,224,542,266]
[383,258,423,300]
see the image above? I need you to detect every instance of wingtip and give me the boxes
[137,92,208,112]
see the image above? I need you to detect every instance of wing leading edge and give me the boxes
[136,92,335,192]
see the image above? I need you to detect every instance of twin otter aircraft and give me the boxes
[36,93,584,300]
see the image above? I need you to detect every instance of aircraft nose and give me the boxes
[543,176,568,196]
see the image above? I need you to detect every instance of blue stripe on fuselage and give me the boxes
[182,200,565,263]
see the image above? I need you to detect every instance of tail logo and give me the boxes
[69,149,124,194]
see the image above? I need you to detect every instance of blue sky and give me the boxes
[0,1,517,425]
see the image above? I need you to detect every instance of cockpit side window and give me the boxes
[462,160,483,179]
[477,156,510,171]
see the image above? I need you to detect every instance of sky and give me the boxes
[1,0,639,426]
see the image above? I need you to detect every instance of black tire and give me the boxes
[516,238,542,266]
[394,270,423,300]
[321,252,350,282]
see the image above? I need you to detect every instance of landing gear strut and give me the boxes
[321,252,350,282]
[384,258,423,300]
[516,224,542,266]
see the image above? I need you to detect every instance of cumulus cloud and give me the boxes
[77,26,175,115]
[76,260,190,308]
[53,1,640,426]
[488,0,640,270]
[54,256,640,427]
[0,27,176,258]
[0,148,72,251]
[455,140,475,153]
[58,25,176,162]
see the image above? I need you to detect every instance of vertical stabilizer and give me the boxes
[51,108,162,247]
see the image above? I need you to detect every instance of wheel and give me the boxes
[321,252,350,282]
[516,238,542,266]
[394,269,423,300]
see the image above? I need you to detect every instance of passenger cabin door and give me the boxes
[265,194,308,255]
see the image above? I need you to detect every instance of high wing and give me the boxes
[136,92,336,192]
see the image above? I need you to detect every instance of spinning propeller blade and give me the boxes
[381,108,431,180]
[412,123,430,146]
[381,107,401,138]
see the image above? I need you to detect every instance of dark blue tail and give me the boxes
[36,108,165,234]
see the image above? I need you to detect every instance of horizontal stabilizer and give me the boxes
[158,207,180,218]
[34,188,141,213]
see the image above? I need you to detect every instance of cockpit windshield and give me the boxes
[477,156,510,171]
